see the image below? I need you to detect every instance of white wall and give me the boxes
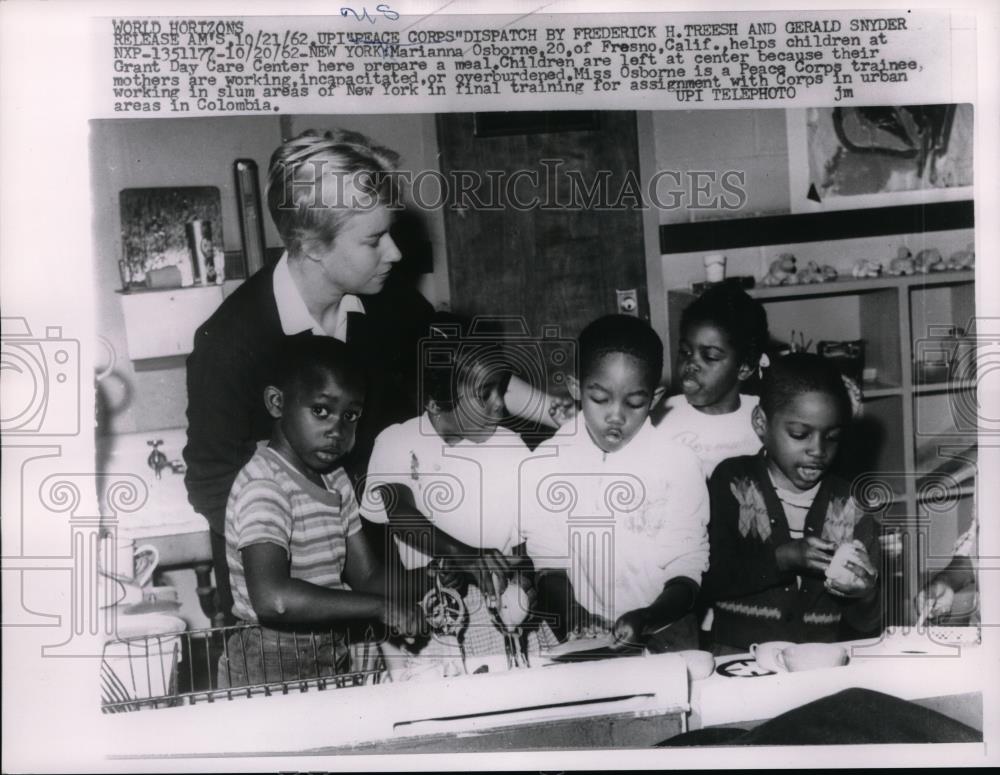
[651,109,791,226]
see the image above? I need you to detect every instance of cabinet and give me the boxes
[118,285,224,361]
[666,269,976,625]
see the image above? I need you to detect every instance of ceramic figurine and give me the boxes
[888,246,916,276]
[761,253,798,286]
[914,248,946,273]
[796,261,826,284]
[946,243,975,270]
[851,259,883,279]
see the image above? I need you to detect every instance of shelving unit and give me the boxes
[665,269,976,625]
[117,284,225,361]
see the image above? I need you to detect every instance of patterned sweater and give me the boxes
[701,453,882,650]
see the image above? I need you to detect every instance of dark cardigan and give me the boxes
[701,452,883,650]
[182,264,433,534]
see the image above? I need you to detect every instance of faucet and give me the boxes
[146,439,169,479]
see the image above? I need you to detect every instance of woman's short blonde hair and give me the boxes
[266,128,401,255]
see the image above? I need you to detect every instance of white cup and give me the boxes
[750,640,795,672]
[776,643,849,672]
[704,253,727,283]
[100,535,159,588]
[98,574,142,609]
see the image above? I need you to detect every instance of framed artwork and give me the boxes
[786,104,973,213]
[118,186,224,288]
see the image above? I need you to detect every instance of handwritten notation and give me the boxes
[340,4,399,24]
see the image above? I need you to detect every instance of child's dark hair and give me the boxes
[274,336,366,401]
[421,312,509,410]
[759,352,851,421]
[681,284,770,370]
[579,315,663,390]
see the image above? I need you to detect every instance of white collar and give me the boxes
[273,252,365,341]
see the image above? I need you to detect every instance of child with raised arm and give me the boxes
[701,353,882,653]
[657,284,770,479]
[522,315,710,651]
[219,337,423,687]
[361,315,550,672]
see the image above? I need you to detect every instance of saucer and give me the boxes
[108,612,187,643]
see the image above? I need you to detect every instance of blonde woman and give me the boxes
[184,128,565,623]
[184,128,432,623]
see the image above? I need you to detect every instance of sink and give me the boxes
[96,428,211,566]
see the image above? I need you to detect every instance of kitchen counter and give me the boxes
[102,628,985,757]
[105,649,691,756]
[96,428,210,568]
[689,627,984,733]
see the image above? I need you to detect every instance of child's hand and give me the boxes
[567,607,611,640]
[548,395,577,427]
[478,549,515,599]
[915,579,956,622]
[382,599,426,638]
[514,571,537,605]
[612,609,649,649]
[825,545,878,598]
[776,536,836,576]
[428,558,467,593]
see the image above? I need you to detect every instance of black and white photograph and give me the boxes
[2,1,998,771]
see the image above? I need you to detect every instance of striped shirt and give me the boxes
[772,478,820,590]
[773,479,820,540]
[225,447,362,622]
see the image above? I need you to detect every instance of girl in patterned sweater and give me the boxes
[701,353,882,653]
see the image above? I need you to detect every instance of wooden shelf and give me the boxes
[862,380,902,399]
[914,439,976,474]
[915,481,975,503]
[116,283,223,295]
[665,260,976,629]
[912,378,977,395]
[746,270,974,300]
[118,284,224,360]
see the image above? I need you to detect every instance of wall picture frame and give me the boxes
[786,104,973,213]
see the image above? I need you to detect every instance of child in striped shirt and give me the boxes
[218,337,423,688]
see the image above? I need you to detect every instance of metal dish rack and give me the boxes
[100,623,386,714]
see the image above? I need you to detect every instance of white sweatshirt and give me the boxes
[519,418,710,621]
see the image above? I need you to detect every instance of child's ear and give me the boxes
[751,404,768,440]
[737,362,755,382]
[426,398,443,416]
[566,374,581,401]
[263,386,284,419]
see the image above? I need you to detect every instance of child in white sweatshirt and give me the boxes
[521,315,709,650]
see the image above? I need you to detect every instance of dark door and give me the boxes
[436,111,649,373]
